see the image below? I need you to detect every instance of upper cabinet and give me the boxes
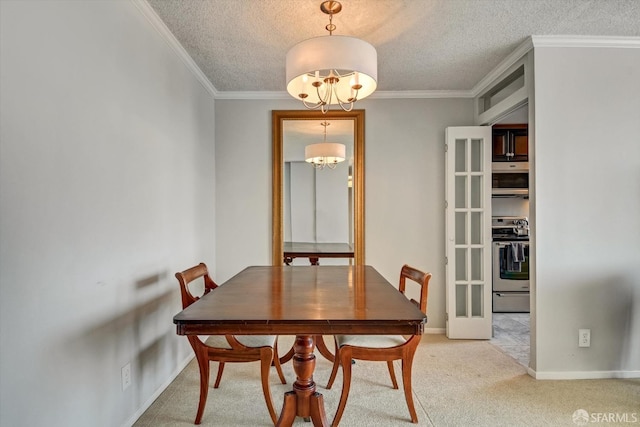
[492,124,528,162]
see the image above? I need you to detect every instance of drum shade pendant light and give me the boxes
[286,1,377,113]
[305,121,346,169]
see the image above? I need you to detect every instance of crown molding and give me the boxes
[129,3,470,102]
[215,89,473,100]
[471,37,534,98]
[215,91,291,100]
[531,35,640,49]
[131,1,472,103]
[469,35,640,99]
[132,0,218,98]
[129,6,640,104]
[370,90,473,99]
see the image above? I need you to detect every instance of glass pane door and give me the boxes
[445,127,492,339]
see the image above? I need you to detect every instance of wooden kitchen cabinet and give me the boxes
[492,124,528,162]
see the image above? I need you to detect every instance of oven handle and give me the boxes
[495,293,526,297]
[494,241,529,272]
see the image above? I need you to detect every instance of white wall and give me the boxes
[286,161,350,244]
[215,98,300,279]
[289,162,316,241]
[532,46,640,376]
[215,98,474,329]
[0,2,215,426]
[314,162,350,243]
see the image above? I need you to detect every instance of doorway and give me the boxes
[488,104,531,367]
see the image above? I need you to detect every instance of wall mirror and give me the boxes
[272,110,364,266]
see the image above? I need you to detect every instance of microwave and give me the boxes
[492,162,528,197]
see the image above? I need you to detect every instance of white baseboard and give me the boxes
[425,327,446,334]
[529,369,640,380]
[121,353,195,427]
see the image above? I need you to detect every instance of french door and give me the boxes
[445,126,492,339]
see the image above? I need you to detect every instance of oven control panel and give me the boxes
[492,216,529,240]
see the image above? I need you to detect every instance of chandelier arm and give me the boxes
[339,101,355,112]
[301,99,323,110]
[331,83,358,102]
[315,81,332,107]
[335,91,355,112]
[321,81,337,114]
[331,69,359,105]
[304,69,365,114]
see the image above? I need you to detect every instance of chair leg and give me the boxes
[401,350,418,423]
[273,339,287,384]
[260,348,278,425]
[386,360,398,389]
[213,362,225,388]
[326,339,340,389]
[315,334,335,362]
[279,345,295,365]
[331,347,353,427]
[193,351,210,425]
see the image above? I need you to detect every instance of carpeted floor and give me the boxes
[134,334,639,426]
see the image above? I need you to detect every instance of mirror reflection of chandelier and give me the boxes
[286,1,377,114]
[305,121,346,170]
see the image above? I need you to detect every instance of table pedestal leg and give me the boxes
[280,335,334,365]
[276,335,328,427]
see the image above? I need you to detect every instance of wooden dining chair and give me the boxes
[175,263,286,425]
[326,264,431,426]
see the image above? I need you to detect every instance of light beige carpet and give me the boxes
[134,335,639,426]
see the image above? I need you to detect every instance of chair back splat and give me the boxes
[175,263,286,425]
[399,264,430,314]
[326,264,431,426]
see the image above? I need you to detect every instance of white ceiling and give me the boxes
[146,0,640,94]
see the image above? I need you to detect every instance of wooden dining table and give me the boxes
[173,265,427,426]
[283,242,354,265]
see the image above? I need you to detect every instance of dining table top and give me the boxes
[173,265,427,336]
[283,241,354,255]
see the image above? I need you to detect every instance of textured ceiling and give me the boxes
[147,0,640,93]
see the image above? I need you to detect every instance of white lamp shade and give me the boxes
[286,35,377,104]
[305,142,346,164]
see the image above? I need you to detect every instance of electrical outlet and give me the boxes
[578,329,591,347]
[121,363,131,390]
